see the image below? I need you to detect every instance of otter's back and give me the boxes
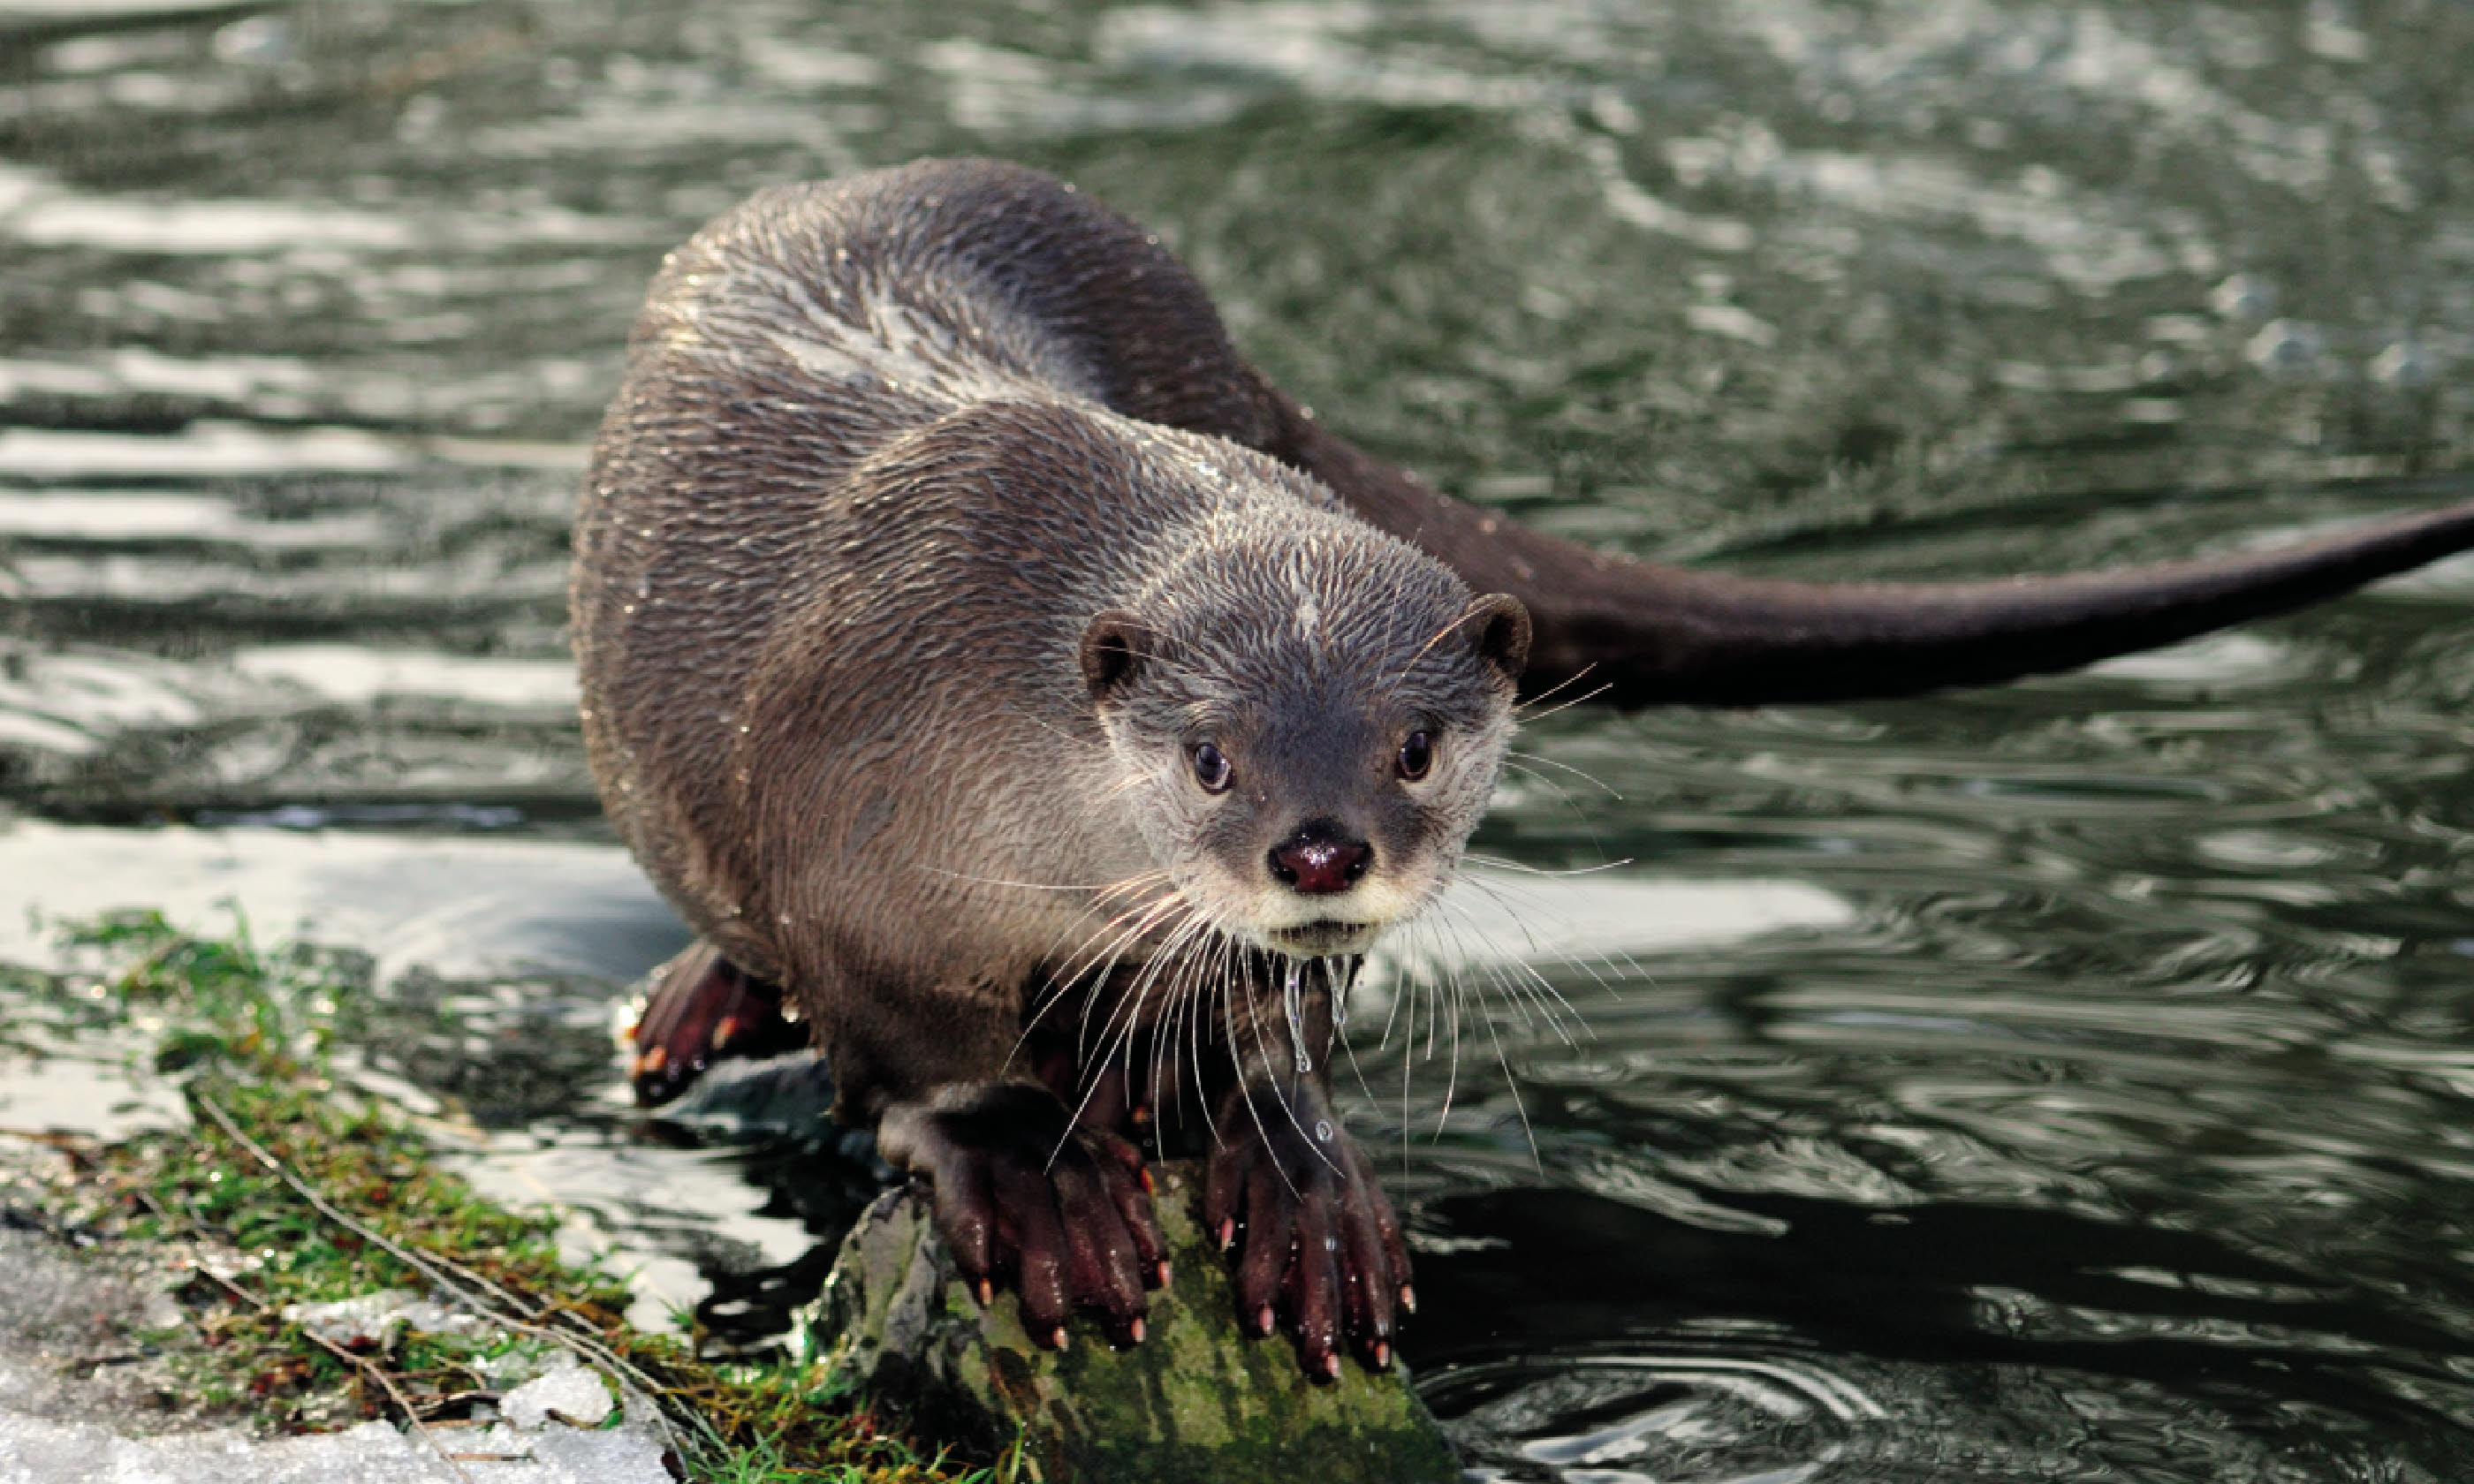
[573,162,1317,973]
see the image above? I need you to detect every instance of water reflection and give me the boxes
[4,0,2474,1473]
[1418,1187,2474,1480]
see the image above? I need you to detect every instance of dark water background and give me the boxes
[5,1,2474,1478]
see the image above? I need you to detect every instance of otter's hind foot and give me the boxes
[1207,1079,1413,1382]
[877,1081,1168,1348]
[628,940,806,1105]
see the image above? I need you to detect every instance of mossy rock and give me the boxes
[805,1162,1459,1483]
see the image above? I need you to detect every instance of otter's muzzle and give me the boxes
[1269,822,1370,896]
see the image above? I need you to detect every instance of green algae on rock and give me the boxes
[3,913,997,1484]
[808,1162,1459,1483]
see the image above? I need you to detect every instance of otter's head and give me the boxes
[1078,525,1529,958]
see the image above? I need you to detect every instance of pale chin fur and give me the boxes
[1191,870,1434,959]
[1256,919,1383,958]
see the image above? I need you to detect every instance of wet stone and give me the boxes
[805,1163,1458,1483]
[500,1360,615,1430]
[643,1049,845,1146]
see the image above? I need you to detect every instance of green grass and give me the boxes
[11,910,1006,1484]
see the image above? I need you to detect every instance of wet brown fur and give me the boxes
[574,160,1508,1119]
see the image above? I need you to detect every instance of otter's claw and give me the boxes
[879,1082,1167,1347]
[1205,1080,1413,1381]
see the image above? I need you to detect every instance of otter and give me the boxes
[575,157,2474,1380]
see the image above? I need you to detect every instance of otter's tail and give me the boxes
[1267,404,2474,706]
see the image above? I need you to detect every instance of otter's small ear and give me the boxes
[1079,610,1154,701]
[1469,593,1531,682]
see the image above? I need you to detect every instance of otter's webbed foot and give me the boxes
[1206,1079,1413,1381]
[629,941,806,1106]
[877,1081,1169,1348]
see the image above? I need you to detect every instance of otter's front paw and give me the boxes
[877,1082,1168,1348]
[1205,1080,1414,1381]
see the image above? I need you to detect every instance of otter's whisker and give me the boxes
[1144,929,1193,1131]
[1073,895,1193,1068]
[1057,911,1207,1161]
[1386,596,1495,691]
[917,864,1173,893]
[1028,871,1176,985]
[1150,920,1226,1136]
[1066,911,1201,1126]
[1044,904,1163,1051]
[1462,865,1653,992]
[1164,934,1206,1140]
[1243,973,1340,1177]
[1396,924,1419,1176]
[1010,888,1189,1072]
[1226,971,1302,1199]
[1438,896,1583,1047]
[1461,853,1636,879]
[1495,761,1612,858]
[1510,662,1601,716]
[1191,935,1233,1149]
[1504,748,1621,799]
[1145,938,1187,1132]
[1336,970,1384,1110]
[1396,928,1418,1176]
[995,699,1097,750]
[1422,945,1444,1067]
[1419,908,1552,1165]
[1474,963,1544,1174]
[1098,770,1157,800]
[1119,912,1212,1095]
[1428,908,1484,1139]
[1445,880,1581,1015]
[1497,760,1578,813]
[1451,872,1630,1012]
[1085,913,1190,1091]
[1512,682,1613,724]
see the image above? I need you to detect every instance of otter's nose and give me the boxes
[1269,825,1370,896]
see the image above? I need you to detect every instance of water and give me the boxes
[1286,958,1312,1073]
[4,0,2474,1476]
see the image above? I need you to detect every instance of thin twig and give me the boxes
[191,1091,708,1457]
[194,1094,529,1320]
[190,1260,476,1484]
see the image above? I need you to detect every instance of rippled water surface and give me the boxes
[5,1,2474,1477]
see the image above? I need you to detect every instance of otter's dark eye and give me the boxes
[1190,742,1233,794]
[1397,731,1434,781]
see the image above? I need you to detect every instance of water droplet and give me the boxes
[2210,273,2275,322]
[1317,957,1345,1064]
[1315,1119,1332,1142]
[2370,341,2432,388]
[1283,959,1309,1071]
[2246,318,2323,377]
